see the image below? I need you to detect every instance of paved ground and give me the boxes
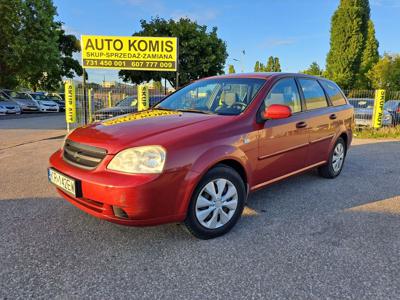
[0,115,399,299]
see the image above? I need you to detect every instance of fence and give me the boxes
[343,90,400,127]
[68,84,168,130]
[67,86,400,130]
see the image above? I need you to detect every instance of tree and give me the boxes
[254,61,260,72]
[57,23,84,79]
[273,57,281,72]
[228,64,236,74]
[302,62,324,76]
[15,0,61,91]
[0,0,23,88]
[265,56,281,72]
[119,17,228,88]
[266,56,275,72]
[357,20,379,88]
[367,54,400,90]
[326,0,372,89]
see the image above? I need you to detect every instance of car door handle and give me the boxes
[329,114,337,120]
[296,121,307,128]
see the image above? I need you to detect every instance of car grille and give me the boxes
[355,114,372,120]
[6,106,15,109]
[63,139,107,169]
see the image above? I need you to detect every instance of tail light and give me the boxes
[397,106,400,113]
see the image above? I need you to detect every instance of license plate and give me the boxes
[48,168,80,197]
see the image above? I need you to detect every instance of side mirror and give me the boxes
[263,104,292,120]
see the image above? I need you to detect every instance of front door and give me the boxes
[254,78,309,187]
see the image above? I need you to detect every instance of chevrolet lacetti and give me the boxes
[48,73,354,239]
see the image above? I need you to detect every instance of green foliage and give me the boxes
[357,20,379,88]
[228,64,236,74]
[264,56,281,72]
[57,23,83,79]
[302,62,324,76]
[0,0,82,91]
[273,57,281,72]
[119,17,228,87]
[326,0,375,89]
[367,54,400,90]
[0,0,22,87]
[266,56,275,72]
[15,0,61,91]
[254,60,266,72]
[354,126,400,139]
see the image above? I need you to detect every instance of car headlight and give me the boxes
[0,105,4,109]
[107,146,166,174]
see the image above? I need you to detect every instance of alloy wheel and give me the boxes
[332,142,345,173]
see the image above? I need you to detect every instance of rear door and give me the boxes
[297,78,336,166]
[255,77,309,186]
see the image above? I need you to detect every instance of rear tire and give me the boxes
[184,165,246,239]
[318,137,346,179]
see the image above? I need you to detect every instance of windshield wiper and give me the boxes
[176,109,215,115]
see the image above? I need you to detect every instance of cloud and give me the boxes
[259,38,296,49]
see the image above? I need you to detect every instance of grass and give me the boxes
[354,126,400,139]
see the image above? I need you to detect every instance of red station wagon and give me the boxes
[49,73,354,239]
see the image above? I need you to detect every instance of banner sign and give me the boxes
[81,35,178,71]
[64,80,76,123]
[372,89,385,128]
[138,85,149,111]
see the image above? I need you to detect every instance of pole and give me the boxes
[175,37,179,90]
[108,91,112,107]
[83,68,87,125]
[88,88,92,122]
[164,78,167,95]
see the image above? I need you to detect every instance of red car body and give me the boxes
[49,73,354,226]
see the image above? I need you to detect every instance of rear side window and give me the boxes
[298,78,328,110]
[264,78,302,113]
[320,81,347,106]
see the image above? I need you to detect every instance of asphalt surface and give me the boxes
[0,114,399,299]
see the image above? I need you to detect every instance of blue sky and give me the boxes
[53,0,400,83]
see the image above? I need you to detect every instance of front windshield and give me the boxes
[384,101,398,111]
[11,92,31,100]
[117,96,135,107]
[156,78,265,115]
[30,94,48,101]
[349,99,374,109]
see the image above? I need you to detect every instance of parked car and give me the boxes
[0,89,39,112]
[348,98,392,126]
[0,93,21,114]
[46,94,65,111]
[29,93,60,112]
[384,100,400,126]
[93,95,165,121]
[48,73,354,239]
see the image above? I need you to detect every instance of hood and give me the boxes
[38,100,58,106]
[354,108,390,116]
[13,98,37,106]
[0,101,19,107]
[68,109,226,154]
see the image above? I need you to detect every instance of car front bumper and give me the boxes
[49,149,199,226]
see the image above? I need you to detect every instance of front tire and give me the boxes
[318,137,346,178]
[184,165,246,239]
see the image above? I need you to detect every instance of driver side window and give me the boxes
[264,78,301,113]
